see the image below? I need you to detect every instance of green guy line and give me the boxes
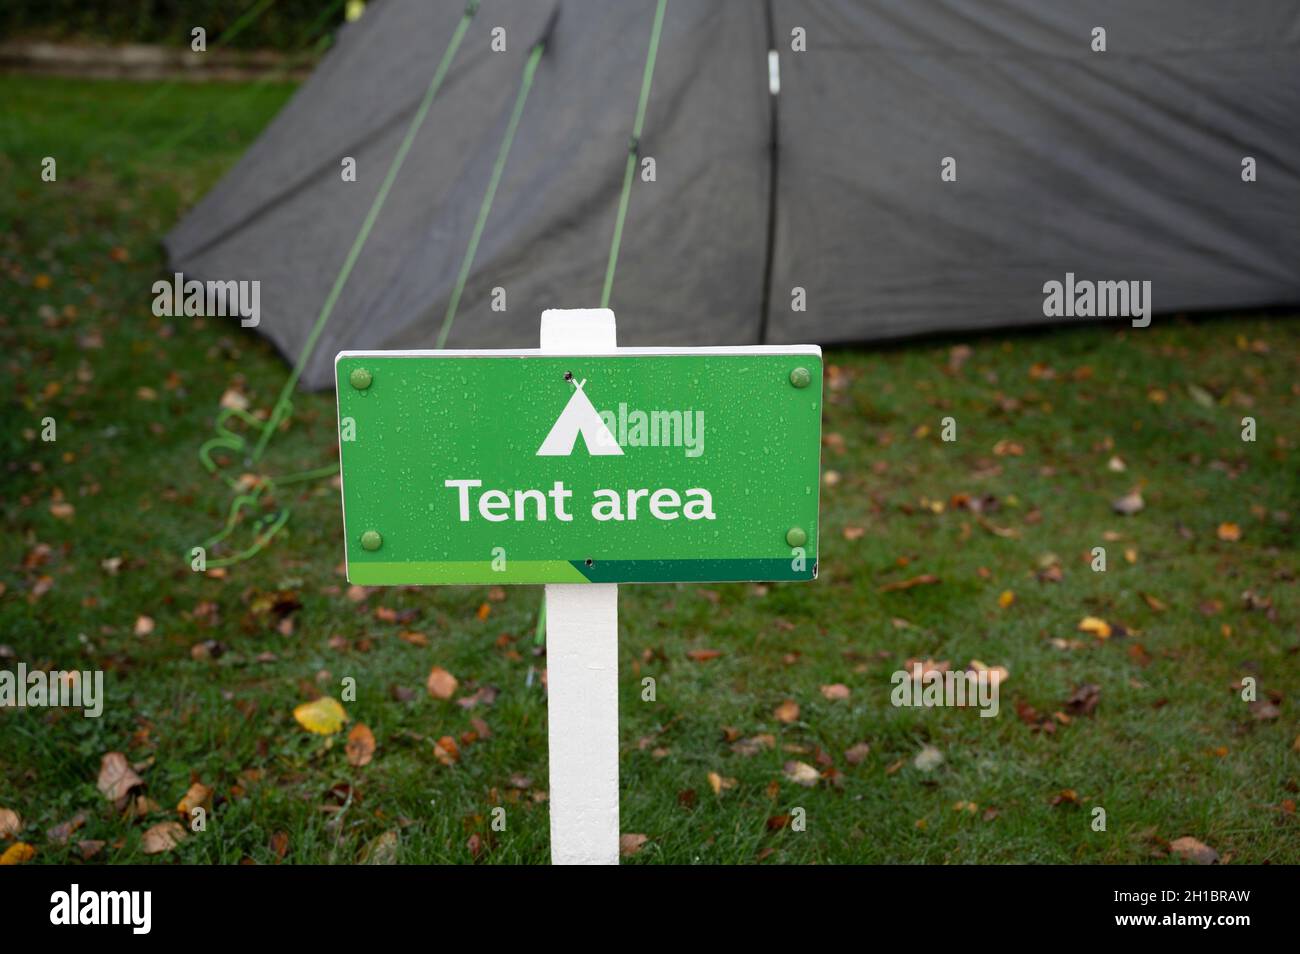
[251,2,477,461]
[435,40,546,350]
[600,0,668,308]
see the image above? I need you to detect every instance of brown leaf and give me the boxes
[346,723,377,766]
[731,734,775,757]
[1111,490,1145,516]
[133,615,155,637]
[773,699,800,723]
[1249,700,1281,721]
[1170,836,1219,865]
[426,666,458,700]
[619,833,648,857]
[783,761,820,787]
[686,649,723,662]
[433,735,460,766]
[820,683,851,701]
[1065,683,1101,716]
[878,573,940,593]
[96,752,143,807]
[270,831,289,860]
[141,821,186,855]
[1140,592,1168,612]
[845,742,871,765]
[0,808,21,839]
[78,840,105,860]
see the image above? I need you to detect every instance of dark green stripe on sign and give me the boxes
[571,559,814,583]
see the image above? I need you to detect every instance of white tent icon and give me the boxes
[536,379,624,456]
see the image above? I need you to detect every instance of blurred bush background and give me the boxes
[0,0,351,50]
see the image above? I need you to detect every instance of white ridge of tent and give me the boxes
[536,378,624,457]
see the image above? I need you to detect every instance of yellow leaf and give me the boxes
[707,771,736,795]
[176,783,212,817]
[997,590,1015,608]
[1077,616,1112,640]
[0,842,35,865]
[293,696,348,734]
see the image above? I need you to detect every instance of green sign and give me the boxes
[335,348,822,585]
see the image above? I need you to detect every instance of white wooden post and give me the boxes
[540,308,620,865]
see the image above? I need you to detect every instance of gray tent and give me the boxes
[166,0,1300,391]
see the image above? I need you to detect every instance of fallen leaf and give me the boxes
[0,808,21,839]
[1065,683,1101,716]
[96,752,144,806]
[358,830,399,864]
[1140,592,1168,612]
[707,771,736,796]
[133,615,155,636]
[686,649,722,662]
[1111,491,1145,516]
[78,840,105,860]
[218,388,249,411]
[346,723,376,766]
[820,683,851,701]
[1170,836,1219,865]
[0,842,35,865]
[426,666,459,700]
[620,833,648,857]
[878,574,941,593]
[293,696,348,734]
[1077,616,1112,640]
[774,699,800,723]
[1216,522,1242,542]
[913,744,944,772]
[270,831,289,860]
[176,783,212,817]
[845,742,871,765]
[998,590,1015,609]
[141,821,186,855]
[783,761,820,787]
[432,735,459,766]
[1249,700,1280,721]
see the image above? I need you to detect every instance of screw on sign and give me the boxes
[334,309,822,863]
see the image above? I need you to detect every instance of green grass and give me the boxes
[1,74,1297,865]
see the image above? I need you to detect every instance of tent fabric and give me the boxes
[166,0,1300,391]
